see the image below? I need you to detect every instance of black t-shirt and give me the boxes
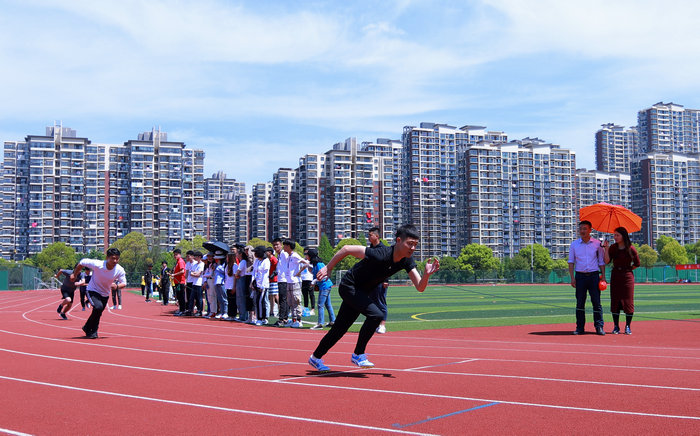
[340,244,416,292]
[59,269,76,291]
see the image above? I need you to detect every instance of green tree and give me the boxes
[552,259,569,270]
[655,235,675,255]
[439,256,459,271]
[175,235,205,254]
[637,244,658,282]
[319,234,334,264]
[659,240,689,276]
[110,232,149,277]
[358,234,367,247]
[685,241,700,263]
[248,238,272,249]
[34,242,77,276]
[333,238,363,271]
[456,244,499,276]
[514,244,555,273]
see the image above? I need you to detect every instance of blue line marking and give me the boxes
[198,362,288,374]
[392,402,500,428]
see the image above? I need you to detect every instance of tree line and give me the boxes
[6,232,699,285]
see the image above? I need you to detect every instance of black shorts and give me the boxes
[60,287,76,300]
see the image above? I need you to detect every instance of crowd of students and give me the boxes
[168,238,339,330]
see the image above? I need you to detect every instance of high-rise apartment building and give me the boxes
[457,138,576,259]
[249,182,271,241]
[203,171,245,241]
[1,126,205,259]
[270,168,297,240]
[1,126,89,259]
[575,169,631,211]
[295,154,325,248]
[321,138,375,245]
[595,123,638,173]
[631,102,700,246]
[631,152,700,246]
[638,102,700,154]
[361,138,402,241]
[401,123,460,259]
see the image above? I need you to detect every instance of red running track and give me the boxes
[0,290,698,435]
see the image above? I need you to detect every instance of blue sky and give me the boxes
[2,0,700,187]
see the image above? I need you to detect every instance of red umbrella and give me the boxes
[579,202,642,234]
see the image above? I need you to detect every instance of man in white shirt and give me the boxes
[272,238,290,327]
[568,220,607,335]
[283,240,304,328]
[71,248,127,339]
[187,251,205,315]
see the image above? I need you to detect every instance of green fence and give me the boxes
[386,265,699,285]
[0,264,43,290]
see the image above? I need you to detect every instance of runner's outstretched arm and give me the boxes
[316,245,366,281]
[408,257,440,292]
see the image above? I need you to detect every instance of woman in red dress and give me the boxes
[602,227,641,334]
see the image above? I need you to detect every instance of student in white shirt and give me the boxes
[252,246,271,325]
[224,251,238,319]
[283,240,304,328]
[186,251,205,316]
[234,249,249,322]
[70,248,127,339]
[272,238,289,327]
[299,248,316,316]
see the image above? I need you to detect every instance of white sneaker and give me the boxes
[309,309,315,316]
[376,324,386,334]
[111,306,116,310]
[222,314,229,320]
[118,305,122,310]
[215,314,222,319]
[202,311,208,316]
[310,324,324,330]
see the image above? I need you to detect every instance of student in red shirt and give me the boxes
[171,248,188,315]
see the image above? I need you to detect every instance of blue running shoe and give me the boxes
[351,353,374,368]
[308,355,330,372]
[625,325,632,335]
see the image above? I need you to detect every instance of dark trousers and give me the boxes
[111,288,122,306]
[301,280,315,308]
[278,282,288,320]
[187,285,203,314]
[145,282,152,300]
[313,285,384,358]
[227,289,237,318]
[575,272,604,331]
[84,291,109,335]
[79,287,88,308]
[370,284,388,321]
[160,281,170,305]
[174,283,187,312]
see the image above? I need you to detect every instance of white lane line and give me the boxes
[6,312,700,379]
[0,427,33,436]
[1,349,698,422]
[407,359,479,371]
[0,375,436,436]
[0,295,55,311]
[22,302,700,364]
[2,329,699,391]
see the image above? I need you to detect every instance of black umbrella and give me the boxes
[202,240,230,254]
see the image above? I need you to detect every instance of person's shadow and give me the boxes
[283,371,395,379]
[528,330,577,336]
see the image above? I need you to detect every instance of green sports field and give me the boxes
[341,283,700,332]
